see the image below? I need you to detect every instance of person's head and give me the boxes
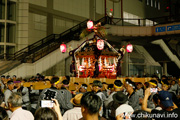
[62,79,69,89]
[65,76,70,82]
[0,107,8,120]
[161,79,170,91]
[93,80,102,92]
[12,75,16,80]
[158,91,173,110]
[113,91,128,105]
[136,82,143,90]
[171,80,176,85]
[125,79,136,93]
[115,104,134,120]
[70,93,83,107]
[102,82,108,91]
[114,80,123,92]
[81,92,102,117]
[6,75,11,81]
[79,84,87,93]
[51,76,61,89]
[148,80,157,88]
[108,84,114,91]
[152,94,160,107]
[1,75,5,82]
[8,92,23,111]
[14,81,21,89]
[7,80,14,90]
[34,108,58,120]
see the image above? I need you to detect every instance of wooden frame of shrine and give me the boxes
[69,35,125,78]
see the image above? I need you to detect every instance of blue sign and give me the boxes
[155,26,166,32]
[167,24,180,31]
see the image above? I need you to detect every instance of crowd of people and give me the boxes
[0,74,180,120]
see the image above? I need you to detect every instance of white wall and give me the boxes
[53,0,90,18]
[17,0,29,51]
[29,0,47,7]
[28,12,47,44]
[53,17,79,34]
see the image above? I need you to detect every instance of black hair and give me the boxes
[81,83,87,87]
[62,79,69,85]
[93,80,102,88]
[114,80,122,87]
[50,76,59,84]
[152,94,160,105]
[81,92,102,115]
[74,82,79,85]
[108,84,114,89]
[0,107,8,120]
[7,80,14,85]
[65,76,70,82]
[102,82,107,84]
[34,108,58,120]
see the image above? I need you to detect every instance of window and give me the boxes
[139,0,143,2]
[154,1,157,8]
[151,0,153,7]
[146,0,149,5]
[158,2,160,10]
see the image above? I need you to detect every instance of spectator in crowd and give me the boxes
[0,107,8,120]
[63,93,83,120]
[4,80,14,106]
[79,84,88,94]
[115,104,134,120]
[35,107,58,120]
[12,75,17,82]
[105,80,124,108]
[13,80,31,110]
[80,92,106,120]
[161,79,179,106]
[35,99,63,120]
[0,75,6,92]
[8,92,34,120]
[147,80,158,109]
[125,79,140,110]
[169,80,179,95]
[107,91,128,120]
[6,75,11,81]
[136,82,144,99]
[0,91,5,108]
[37,77,73,114]
[142,89,180,120]
[92,80,107,117]
[102,82,109,97]
[29,84,39,114]
[152,94,162,110]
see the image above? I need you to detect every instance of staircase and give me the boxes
[0,17,107,74]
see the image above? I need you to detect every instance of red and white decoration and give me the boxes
[126,44,133,53]
[60,43,66,53]
[97,40,104,50]
[87,20,94,29]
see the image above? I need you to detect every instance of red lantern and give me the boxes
[60,43,66,53]
[87,20,94,29]
[97,40,104,50]
[126,44,133,53]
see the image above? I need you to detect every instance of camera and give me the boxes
[40,100,54,108]
[150,88,158,93]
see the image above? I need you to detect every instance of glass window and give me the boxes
[154,0,157,8]
[6,23,16,43]
[146,0,149,5]
[0,23,5,42]
[0,0,5,19]
[158,2,160,10]
[151,0,153,7]
[7,1,16,21]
